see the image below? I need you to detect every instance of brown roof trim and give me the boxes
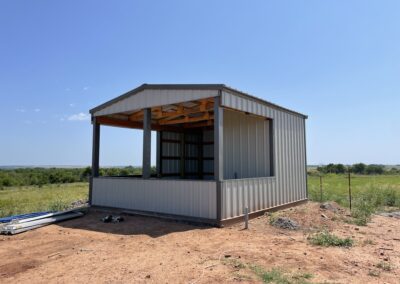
[89,83,308,119]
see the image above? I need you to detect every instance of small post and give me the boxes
[244,207,249,229]
[348,169,352,211]
[319,175,323,202]
[142,108,151,179]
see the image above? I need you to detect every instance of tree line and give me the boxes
[316,163,398,175]
[0,167,148,188]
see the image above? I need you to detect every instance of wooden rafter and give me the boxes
[159,112,213,125]
[128,110,144,121]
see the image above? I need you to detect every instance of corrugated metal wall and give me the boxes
[221,91,307,220]
[92,177,217,219]
[223,109,271,179]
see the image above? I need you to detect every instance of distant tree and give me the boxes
[81,166,92,179]
[365,164,384,175]
[335,164,346,174]
[351,163,366,174]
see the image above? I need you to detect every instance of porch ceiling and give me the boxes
[95,98,215,130]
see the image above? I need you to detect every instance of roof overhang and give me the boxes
[90,84,308,119]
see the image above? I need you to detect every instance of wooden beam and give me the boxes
[159,113,213,125]
[154,100,213,121]
[97,116,143,129]
[96,116,182,132]
[183,120,213,128]
[128,110,144,121]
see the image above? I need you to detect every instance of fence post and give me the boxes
[320,175,323,202]
[348,170,352,211]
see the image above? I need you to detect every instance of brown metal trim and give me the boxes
[96,116,181,132]
[219,199,308,227]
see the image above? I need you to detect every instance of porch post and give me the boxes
[214,95,223,223]
[142,108,151,178]
[214,96,223,181]
[90,116,100,205]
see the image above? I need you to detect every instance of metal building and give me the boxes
[89,84,308,226]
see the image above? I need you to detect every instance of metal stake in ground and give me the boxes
[244,207,249,229]
[348,170,352,211]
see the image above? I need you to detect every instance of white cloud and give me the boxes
[69,103,75,107]
[83,86,89,91]
[16,108,26,113]
[67,112,90,121]
[34,108,40,112]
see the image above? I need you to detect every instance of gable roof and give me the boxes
[90,83,308,119]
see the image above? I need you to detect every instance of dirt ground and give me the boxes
[0,202,399,284]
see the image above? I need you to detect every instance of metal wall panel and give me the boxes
[94,89,218,116]
[223,109,271,179]
[221,92,307,219]
[92,177,217,219]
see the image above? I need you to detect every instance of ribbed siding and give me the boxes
[223,109,271,179]
[94,89,218,116]
[221,92,307,219]
[92,178,217,219]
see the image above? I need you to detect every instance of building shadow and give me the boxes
[57,210,211,238]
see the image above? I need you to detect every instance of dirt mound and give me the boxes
[269,201,350,231]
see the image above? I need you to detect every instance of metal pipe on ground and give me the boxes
[2,211,84,235]
[10,207,88,224]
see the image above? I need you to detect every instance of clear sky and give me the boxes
[1,1,399,166]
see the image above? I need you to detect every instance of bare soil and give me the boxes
[0,202,399,283]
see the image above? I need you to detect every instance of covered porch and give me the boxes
[89,86,224,223]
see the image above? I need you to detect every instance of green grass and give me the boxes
[308,231,353,247]
[308,174,400,225]
[222,258,313,284]
[250,266,313,284]
[0,182,88,217]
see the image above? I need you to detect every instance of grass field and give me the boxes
[0,182,88,218]
[1,175,399,220]
[308,174,400,225]
[308,174,400,206]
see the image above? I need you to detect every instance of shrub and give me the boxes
[308,231,353,247]
[376,262,393,271]
[48,198,69,212]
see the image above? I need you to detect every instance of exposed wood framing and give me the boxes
[97,98,215,129]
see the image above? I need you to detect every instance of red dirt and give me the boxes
[0,202,399,283]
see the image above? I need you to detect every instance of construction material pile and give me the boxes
[271,216,300,230]
[0,209,85,235]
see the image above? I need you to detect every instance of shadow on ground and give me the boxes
[57,210,210,238]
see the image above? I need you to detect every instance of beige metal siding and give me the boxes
[93,89,218,116]
[221,91,307,219]
[223,109,271,179]
[92,177,217,219]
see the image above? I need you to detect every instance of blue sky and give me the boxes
[0,1,399,166]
